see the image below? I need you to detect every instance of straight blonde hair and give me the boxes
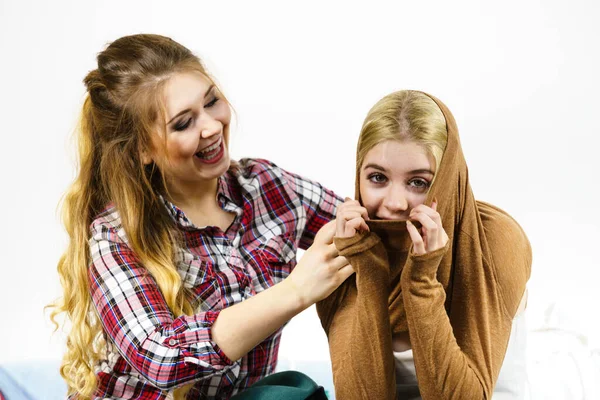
[355,90,447,201]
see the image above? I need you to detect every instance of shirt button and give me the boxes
[169,339,177,346]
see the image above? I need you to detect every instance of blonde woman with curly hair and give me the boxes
[49,34,352,399]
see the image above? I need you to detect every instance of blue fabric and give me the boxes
[0,359,332,399]
[0,366,33,400]
[0,361,66,400]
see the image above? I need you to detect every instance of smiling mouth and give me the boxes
[195,136,222,159]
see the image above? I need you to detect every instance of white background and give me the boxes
[0,0,598,381]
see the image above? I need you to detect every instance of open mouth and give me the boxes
[194,136,223,162]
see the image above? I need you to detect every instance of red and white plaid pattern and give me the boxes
[83,158,342,399]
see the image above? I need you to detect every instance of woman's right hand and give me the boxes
[285,220,354,307]
[336,198,370,238]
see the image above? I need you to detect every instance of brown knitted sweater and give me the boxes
[316,93,532,400]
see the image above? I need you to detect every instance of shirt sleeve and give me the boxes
[273,161,344,250]
[88,222,237,390]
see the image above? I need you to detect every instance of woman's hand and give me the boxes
[406,200,449,255]
[335,198,370,238]
[286,220,354,307]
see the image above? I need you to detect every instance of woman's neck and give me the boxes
[165,177,235,230]
[165,177,219,212]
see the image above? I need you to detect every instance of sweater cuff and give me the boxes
[402,241,450,284]
[333,232,381,257]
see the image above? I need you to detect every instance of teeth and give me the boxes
[198,137,221,155]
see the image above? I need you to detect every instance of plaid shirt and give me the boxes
[86,158,342,399]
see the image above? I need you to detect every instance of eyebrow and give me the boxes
[363,163,388,172]
[363,163,434,175]
[166,84,216,125]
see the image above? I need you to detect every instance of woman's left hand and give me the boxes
[406,200,449,255]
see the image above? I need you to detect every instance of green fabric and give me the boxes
[231,371,327,400]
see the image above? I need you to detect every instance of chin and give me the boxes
[221,157,232,173]
[214,155,231,176]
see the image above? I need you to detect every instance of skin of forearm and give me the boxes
[211,278,307,361]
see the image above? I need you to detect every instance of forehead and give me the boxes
[163,71,212,117]
[363,140,434,172]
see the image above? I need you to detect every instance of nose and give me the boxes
[383,185,409,214]
[199,114,222,139]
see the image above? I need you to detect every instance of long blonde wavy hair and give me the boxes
[48,34,229,398]
[355,90,448,201]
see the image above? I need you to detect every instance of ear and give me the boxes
[140,149,153,165]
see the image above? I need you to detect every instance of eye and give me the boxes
[408,178,431,191]
[173,117,192,132]
[368,173,388,184]
[205,96,219,108]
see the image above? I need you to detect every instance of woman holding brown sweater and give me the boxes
[316,90,532,399]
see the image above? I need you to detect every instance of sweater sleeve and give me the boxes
[400,240,514,400]
[316,232,396,400]
[401,201,532,400]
